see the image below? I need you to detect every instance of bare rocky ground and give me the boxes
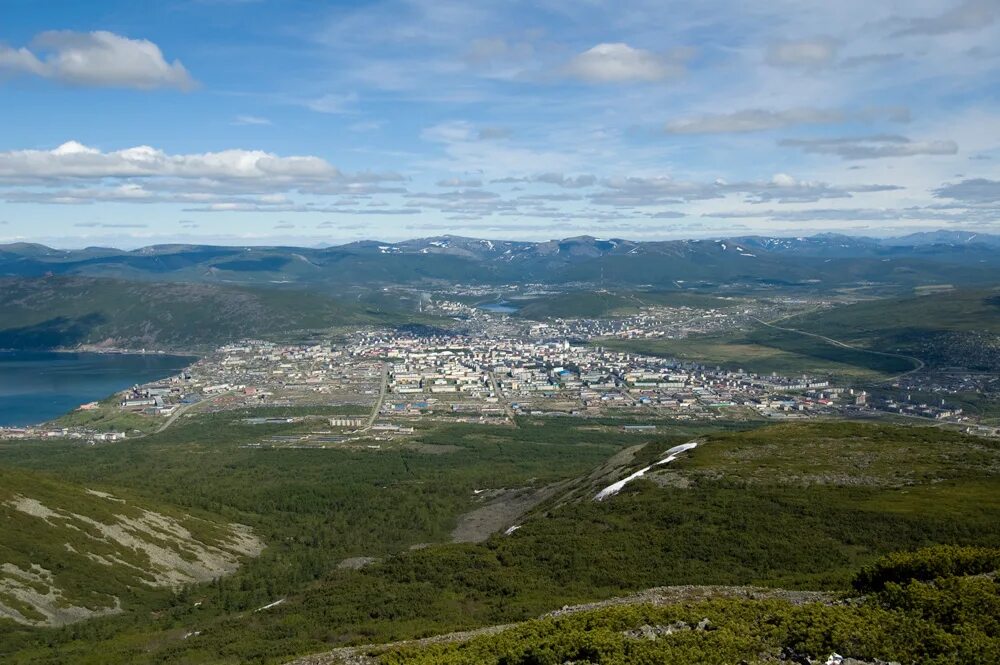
[285,585,838,665]
[1,491,264,627]
[449,479,573,543]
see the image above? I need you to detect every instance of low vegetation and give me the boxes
[0,276,414,351]
[0,417,997,663]
[377,547,1000,664]
[0,467,262,628]
[603,289,1000,379]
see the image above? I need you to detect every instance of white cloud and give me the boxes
[437,177,483,187]
[422,121,476,143]
[0,141,339,183]
[590,174,901,206]
[0,31,194,90]
[563,43,684,83]
[478,126,511,140]
[494,173,597,188]
[665,107,911,134]
[934,178,1000,203]
[233,115,271,126]
[893,0,998,37]
[305,92,359,113]
[780,134,959,159]
[766,37,839,68]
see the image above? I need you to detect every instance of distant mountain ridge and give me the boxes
[1,230,998,288]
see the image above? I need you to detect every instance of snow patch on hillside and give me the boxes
[594,442,699,501]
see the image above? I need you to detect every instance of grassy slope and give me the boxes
[0,467,256,626]
[0,276,407,351]
[380,568,1000,664]
[601,333,907,380]
[603,289,1000,379]
[516,290,737,320]
[0,418,997,663]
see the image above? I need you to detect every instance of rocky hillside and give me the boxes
[0,468,263,627]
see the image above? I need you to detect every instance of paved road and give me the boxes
[752,316,925,382]
[488,371,517,424]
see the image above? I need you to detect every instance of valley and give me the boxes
[0,233,998,664]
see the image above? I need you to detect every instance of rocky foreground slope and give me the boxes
[0,468,263,627]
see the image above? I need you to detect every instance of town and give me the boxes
[4,323,990,444]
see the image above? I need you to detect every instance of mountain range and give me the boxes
[2,231,998,288]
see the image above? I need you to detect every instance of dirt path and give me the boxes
[285,584,836,665]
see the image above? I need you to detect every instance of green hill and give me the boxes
[2,418,997,663]
[603,288,1000,378]
[782,288,1000,371]
[0,467,262,627]
[370,547,1000,664]
[0,276,408,351]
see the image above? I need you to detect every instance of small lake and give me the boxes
[478,301,520,314]
[0,351,195,427]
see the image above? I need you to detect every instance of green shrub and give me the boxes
[853,545,1000,593]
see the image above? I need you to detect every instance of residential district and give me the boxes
[3,326,994,444]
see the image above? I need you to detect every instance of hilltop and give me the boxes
[2,231,998,289]
[0,276,412,351]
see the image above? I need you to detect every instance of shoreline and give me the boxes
[0,350,200,430]
[0,346,203,359]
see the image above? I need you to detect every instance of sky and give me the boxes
[0,0,999,248]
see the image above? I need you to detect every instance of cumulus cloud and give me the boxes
[563,43,686,83]
[493,173,597,188]
[0,140,339,184]
[534,173,597,188]
[779,135,958,159]
[766,37,838,68]
[664,107,910,134]
[0,140,412,209]
[893,0,998,37]
[0,31,194,90]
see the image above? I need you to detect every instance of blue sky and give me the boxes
[1,0,998,247]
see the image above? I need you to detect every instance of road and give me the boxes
[751,316,925,382]
[363,362,389,430]
[153,389,237,434]
[488,371,517,425]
